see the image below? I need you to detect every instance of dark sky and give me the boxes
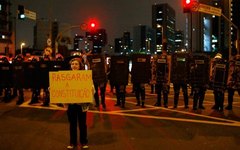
[12,0,186,49]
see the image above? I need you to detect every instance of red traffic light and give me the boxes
[186,0,191,4]
[90,22,96,28]
[88,19,98,30]
[183,0,192,13]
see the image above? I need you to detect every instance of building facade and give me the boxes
[152,3,176,53]
[86,29,107,54]
[175,30,184,51]
[0,0,14,55]
[132,25,156,54]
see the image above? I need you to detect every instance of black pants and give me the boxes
[227,88,240,107]
[134,83,145,104]
[67,104,88,146]
[94,82,106,107]
[115,84,126,106]
[155,83,168,106]
[193,87,206,108]
[213,90,224,110]
[173,83,189,107]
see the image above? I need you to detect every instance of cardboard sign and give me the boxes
[49,70,93,103]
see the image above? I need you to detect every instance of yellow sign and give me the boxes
[198,3,222,16]
[24,9,36,20]
[49,70,93,103]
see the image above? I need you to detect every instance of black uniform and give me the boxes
[210,56,228,112]
[189,54,209,110]
[171,52,190,109]
[226,56,240,110]
[12,55,25,105]
[154,53,170,108]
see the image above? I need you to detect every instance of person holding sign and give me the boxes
[66,57,90,149]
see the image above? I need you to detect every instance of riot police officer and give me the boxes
[41,55,51,106]
[210,53,227,112]
[189,54,209,110]
[171,52,189,109]
[110,55,129,108]
[0,56,12,102]
[12,54,25,105]
[28,57,41,104]
[131,54,151,108]
[226,54,240,110]
[154,50,170,108]
[87,54,107,110]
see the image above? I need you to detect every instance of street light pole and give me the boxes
[20,42,25,54]
[55,24,87,54]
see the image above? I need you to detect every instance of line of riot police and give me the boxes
[0,54,66,105]
[1,52,240,112]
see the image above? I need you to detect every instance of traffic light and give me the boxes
[88,19,98,31]
[18,5,25,19]
[183,0,192,13]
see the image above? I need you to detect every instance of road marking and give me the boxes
[19,98,240,127]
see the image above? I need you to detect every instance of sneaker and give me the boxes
[67,145,75,149]
[82,144,89,149]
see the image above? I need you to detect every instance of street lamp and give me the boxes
[20,42,25,54]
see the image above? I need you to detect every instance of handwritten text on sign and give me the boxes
[49,70,93,103]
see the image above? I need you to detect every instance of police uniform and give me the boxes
[226,55,240,110]
[0,57,12,102]
[154,52,170,108]
[13,55,25,105]
[210,53,227,111]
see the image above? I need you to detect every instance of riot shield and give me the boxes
[210,59,228,89]
[156,55,171,84]
[87,54,107,84]
[38,61,51,88]
[0,62,13,88]
[23,62,40,88]
[110,55,129,85]
[171,52,190,84]
[189,54,210,87]
[131,54,151,84]
[12,62,25,88]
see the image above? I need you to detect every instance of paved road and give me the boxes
[0,84,240,150]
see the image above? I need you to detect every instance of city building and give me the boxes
[114,31,132,54]
[152,3,176,53]
[231,0,240,55]
[86,29,107,54]
[132,24,156,54]
[175,30,184,51]
[0,0,14,55]
[33,18,52,50]
[114,38,122,54]
[73,34,93,52]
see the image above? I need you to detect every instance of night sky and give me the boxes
[12,0,186,49]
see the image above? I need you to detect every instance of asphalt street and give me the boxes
[0,84,240,150]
